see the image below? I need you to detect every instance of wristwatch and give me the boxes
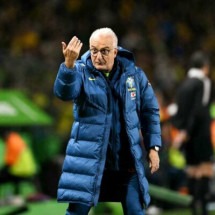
[150,146,160,152]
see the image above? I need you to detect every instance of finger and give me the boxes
[151,165,159,174]
[68,36,79,49]
[76,41,83,52]
[69,39,83,56]
[73,39,82,49]
[149,160,159,173]
[151,168,156,174]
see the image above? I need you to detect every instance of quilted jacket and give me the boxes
[53,47,161,207]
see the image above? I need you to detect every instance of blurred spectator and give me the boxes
[171,51,214,215]
[0,129,37,196]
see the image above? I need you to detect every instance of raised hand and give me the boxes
[61,36,83,68]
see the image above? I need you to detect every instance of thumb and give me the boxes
[61,42,66,52]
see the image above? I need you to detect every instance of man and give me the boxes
[54,28,161,215]
[171,51,213,215]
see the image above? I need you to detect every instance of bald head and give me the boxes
[89,28,118,48]
[89,28,118,72]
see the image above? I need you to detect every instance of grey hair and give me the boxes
[89,27,118,48]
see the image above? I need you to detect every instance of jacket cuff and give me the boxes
[58,63,77,83]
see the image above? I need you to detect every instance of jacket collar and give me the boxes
[187,68,205,80]
[187,68,211,105]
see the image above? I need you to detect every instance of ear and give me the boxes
[114,48,118,58]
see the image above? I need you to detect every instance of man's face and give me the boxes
[89,34,117,72]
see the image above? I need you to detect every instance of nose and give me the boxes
[95,51,103,59]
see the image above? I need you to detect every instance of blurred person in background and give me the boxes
[53,27,161,215]
[171,51,214,215]
[0,128,37,205]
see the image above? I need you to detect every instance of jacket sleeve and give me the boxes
[53,62,83,101]
[138,69,162,150]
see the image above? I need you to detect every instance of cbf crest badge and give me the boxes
[126,76,136,100]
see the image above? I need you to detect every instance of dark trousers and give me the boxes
[0,166,23,194]
[188,177,210,215]
[66,171,145,215]
[0,166,37,195]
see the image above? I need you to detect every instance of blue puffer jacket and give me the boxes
[54,47,161,207]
